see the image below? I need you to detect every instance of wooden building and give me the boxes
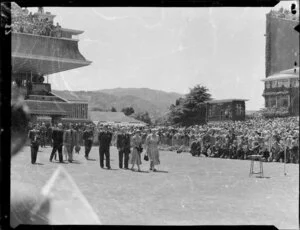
[204,99,248,122]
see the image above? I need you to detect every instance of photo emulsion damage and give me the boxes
[6,1,299,228]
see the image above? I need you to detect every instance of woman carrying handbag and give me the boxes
[130,129,143,172]
[145,128,160,172]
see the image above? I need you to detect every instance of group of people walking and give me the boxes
[28,123,87,164]
[27,116,299,169]
[27,122,161,172]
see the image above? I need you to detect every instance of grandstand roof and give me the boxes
[89,111,146,125]
[51,91,88,103]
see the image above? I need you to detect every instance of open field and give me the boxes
[11,146,299,228]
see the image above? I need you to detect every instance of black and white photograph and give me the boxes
[3,0,300,228]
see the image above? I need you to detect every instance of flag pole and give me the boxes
[284,142,287,176]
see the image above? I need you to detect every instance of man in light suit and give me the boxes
[63,123,78,163]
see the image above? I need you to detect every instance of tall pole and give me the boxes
[284,142,287,176]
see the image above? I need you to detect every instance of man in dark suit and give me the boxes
[28,124,40,164]
[50,123,64,163]
[117,128,131,169]
[98,125,112,169]
[83,124,94,159]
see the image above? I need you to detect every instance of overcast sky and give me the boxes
[29,2,296,110]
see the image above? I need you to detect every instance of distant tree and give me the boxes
[132,112,152,125]
[154,114,171,126]
[168,84,211,126]
[111,107,117,112]
[121,107,135,116]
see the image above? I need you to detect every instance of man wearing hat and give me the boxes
[117,127,131,169]
[50,123,64,163]
[83,124,94,159]
[98,125,113,169]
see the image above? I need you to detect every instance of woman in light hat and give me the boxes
[130,129,142,172]
[145,128,160,171]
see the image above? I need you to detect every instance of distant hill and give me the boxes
[52,88,183,120]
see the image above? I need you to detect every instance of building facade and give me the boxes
[265,9,299,77]
[262,67,299,115]
[11,4,92,124]
[263,8,299,116]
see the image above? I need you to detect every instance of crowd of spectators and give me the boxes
[11,5,62,37]
[28,116,299,164]
[269,7,299,21]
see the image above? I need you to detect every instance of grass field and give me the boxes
[11,146,299,228]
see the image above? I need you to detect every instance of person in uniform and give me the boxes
[82,124,94,159]
[28,124,40,164]
[98,125,113,169]
[116,128,131,169]
[50,123,64,163]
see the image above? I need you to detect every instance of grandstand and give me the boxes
[11,4,92,124]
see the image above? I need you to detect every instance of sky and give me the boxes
[29,1,297,111]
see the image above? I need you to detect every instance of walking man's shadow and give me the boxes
[153,170,168,173]
[86,159,96,161]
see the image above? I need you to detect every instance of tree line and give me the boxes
[90,84,212,126]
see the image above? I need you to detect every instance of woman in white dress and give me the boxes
[130,130,142,172]
[145,129,160,172]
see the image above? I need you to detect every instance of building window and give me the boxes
[271,80,277,88]
[208,106,213,117]
[291,79,296,87]
[209,105,216,117]
[278,79,289,88]
[282,79,289,88]
[236,104,242,116]
[265,82,271,89]
[278,95,289,107]
[269,97,276,107]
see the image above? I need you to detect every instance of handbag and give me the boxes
[75,145,81,153]
[144,154,149,161]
